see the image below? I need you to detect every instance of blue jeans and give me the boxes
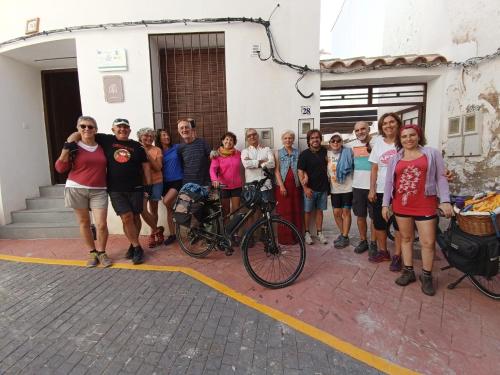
[303,191,328,212]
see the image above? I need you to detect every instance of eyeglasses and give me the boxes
[247,133,258,138]
[79,124,95,130]
[330,139,342,144]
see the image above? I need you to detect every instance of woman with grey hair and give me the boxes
[137,127,164,248]
[55,116,111,267]
[274,129,303,243]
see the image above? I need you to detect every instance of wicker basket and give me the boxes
[456,212,499,236]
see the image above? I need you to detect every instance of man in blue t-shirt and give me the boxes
[177,119,211,186]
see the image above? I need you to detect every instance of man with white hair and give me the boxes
[177,119,211,186]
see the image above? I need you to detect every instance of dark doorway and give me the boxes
[42,69,82,184]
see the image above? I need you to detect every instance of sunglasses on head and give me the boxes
[79,124,95,130]
[330,139,342,143]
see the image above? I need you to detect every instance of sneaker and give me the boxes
[304,232,313,245]
[333,234,342,245]
[132,246,145,265]
[389,255,402,272]
[368,250,391,263]
[97,252,112,268]
[317,232,328,244]
[163,234,176,247]
[368,241,378,257]
[395,268,416,286]
[334,235,349,249]
[86,251,98,268]
[354,240,369,254]
[125,244,134,259]
[420,274,436,296]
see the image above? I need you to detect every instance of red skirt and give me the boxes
[275,168,303,244]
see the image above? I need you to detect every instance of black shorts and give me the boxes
[394,213,438,221]
[221,187,242,199]
[162,179,183,196]
[371,193,387,231]
[330,192,353,209]
[109,191,143,216]
[352,188,373,218]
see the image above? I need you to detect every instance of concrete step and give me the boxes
[11,208,76,224]
[0,222,79,239]
[39,184,65,198]
[26,196,66,210]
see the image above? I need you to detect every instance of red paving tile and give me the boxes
[0,236,498,375]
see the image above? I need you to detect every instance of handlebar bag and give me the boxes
[439,221,499,277]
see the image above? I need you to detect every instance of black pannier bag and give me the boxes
[439,220,499,277]
[173,184,208,228]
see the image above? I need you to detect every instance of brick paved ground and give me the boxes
[0,261,380,375]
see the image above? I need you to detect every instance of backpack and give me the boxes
[173,183,208,228]
[438,220,499,277]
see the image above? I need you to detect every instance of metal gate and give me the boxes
[149,32,227,148]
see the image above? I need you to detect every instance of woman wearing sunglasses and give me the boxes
[55,116,111,268]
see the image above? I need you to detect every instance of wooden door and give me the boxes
[42,70,82,184]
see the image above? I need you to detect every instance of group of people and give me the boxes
[58,112,452,296]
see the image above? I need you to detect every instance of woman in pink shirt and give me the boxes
[55,116,110,268]
[210,132,243,217]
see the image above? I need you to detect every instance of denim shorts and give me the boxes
[303,191,328,212]
[148,182,163,202]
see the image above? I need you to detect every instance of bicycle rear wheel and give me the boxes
[176,220,219,258]
[242,217,306,289]
[468,273,500,300]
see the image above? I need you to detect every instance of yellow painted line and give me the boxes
[0,254,417,375]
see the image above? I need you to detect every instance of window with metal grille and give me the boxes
[149,32,227,149]
[320,83,427,135]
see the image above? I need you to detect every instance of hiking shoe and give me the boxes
[97,252,112,268]
[86,251,98,268]
[354,240,369,254]
[125,244,134,259]
[132,246,145,265]
[420,274,436,296]
[317,232,328,244]
[304,232,313,245]
[368,250,391,263]
[163,234,176,247]
[395,269,416,286]
[334,235,349,249]
[389,255,402,272]
[368,241,378,257]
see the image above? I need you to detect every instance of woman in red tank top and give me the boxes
[382,125,453,296]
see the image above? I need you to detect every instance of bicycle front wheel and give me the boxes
[242,217,306,289]
[176,221,219,258]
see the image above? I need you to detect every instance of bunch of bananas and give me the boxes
[464,192,500,212]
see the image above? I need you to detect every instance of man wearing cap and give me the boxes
[68,118,151,264]
[177,119,211,186]
[297,129,329,245]
[346,121,378,255]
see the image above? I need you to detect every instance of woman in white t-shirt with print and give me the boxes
[368,113,402,271]
[327,133,354,249]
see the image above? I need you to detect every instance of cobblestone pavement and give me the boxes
[0,261,380,375]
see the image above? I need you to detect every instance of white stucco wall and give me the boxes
[326,0,500,193]
[0,55,51,225]
[0,0,321,233]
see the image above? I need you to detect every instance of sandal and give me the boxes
[148,233,157,248]
[155,226,165,245]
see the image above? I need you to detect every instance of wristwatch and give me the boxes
[63,141,77,150]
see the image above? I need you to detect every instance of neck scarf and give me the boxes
[218,146,235,157]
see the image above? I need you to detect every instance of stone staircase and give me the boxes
[0,185,80,239]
